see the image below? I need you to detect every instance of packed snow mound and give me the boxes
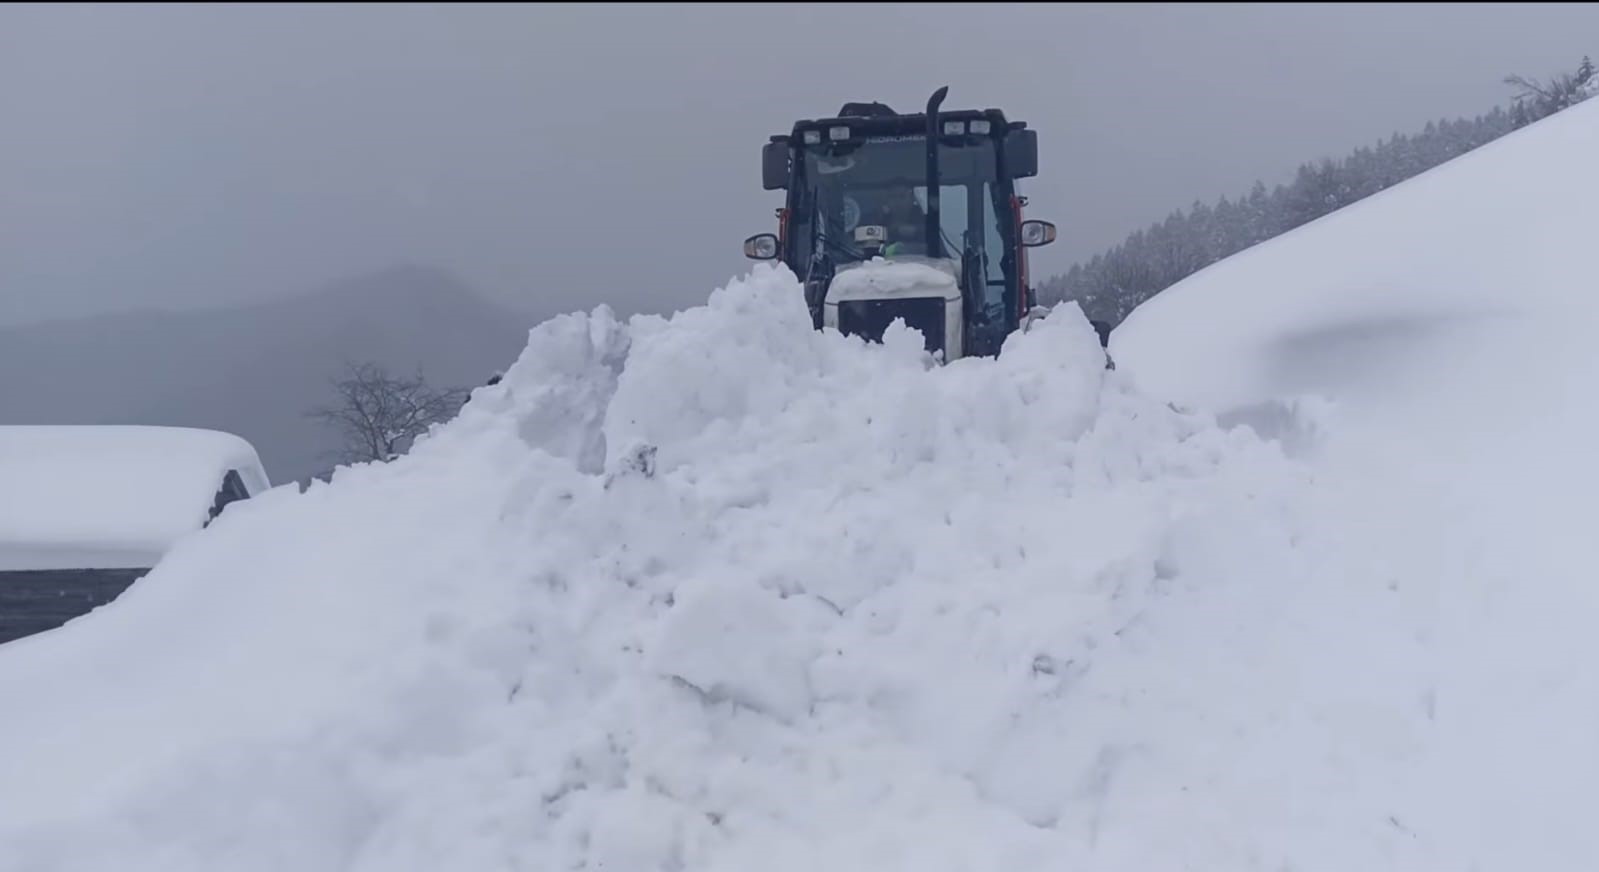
[0,425,270,570]
[0,263,1381,871]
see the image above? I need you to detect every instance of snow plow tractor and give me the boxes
[745,86,1057,361]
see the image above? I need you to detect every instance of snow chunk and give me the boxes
[460,304,630,475]
[652,580,819,723]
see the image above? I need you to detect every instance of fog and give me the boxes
[4,3,1596,326]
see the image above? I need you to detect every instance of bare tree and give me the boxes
[307,361,470,464]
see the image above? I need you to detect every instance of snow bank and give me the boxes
[0,425,270,570]
[0,262,1362,871]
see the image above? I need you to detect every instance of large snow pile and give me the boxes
[0,425,270,570]
[1,261,1377,872]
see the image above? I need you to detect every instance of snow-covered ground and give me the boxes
[2,100,1597,871]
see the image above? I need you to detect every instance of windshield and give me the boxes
[790,135,1015,318]
[794,136,1003,261]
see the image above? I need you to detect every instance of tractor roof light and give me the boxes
[803,129,822,145]
[828,125,850,141]
[969,119,991,134]
[943,120,965,135]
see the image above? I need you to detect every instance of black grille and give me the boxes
[837,297,946,355]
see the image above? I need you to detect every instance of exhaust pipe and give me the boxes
[925,86,948,259]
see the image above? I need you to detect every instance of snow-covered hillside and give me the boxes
[2,99,1597,872]
[1113,96,1599,869]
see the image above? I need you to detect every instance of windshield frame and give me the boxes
[786,134,1015,272]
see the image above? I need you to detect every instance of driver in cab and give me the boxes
[858,187,929,257]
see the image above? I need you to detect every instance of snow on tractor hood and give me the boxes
[826,256,962,303]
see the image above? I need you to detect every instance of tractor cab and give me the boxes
[744,87,1056,360]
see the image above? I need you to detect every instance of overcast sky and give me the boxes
[4,3,1597,326]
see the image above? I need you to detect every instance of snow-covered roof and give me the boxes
[0,425,270,570]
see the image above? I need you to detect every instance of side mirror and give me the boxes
[744,233,779,260]
[1020,219,1057,247]
[1007,128,1038,179]
[762,142,789,191]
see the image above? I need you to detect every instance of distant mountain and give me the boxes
[0,265,541,485]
